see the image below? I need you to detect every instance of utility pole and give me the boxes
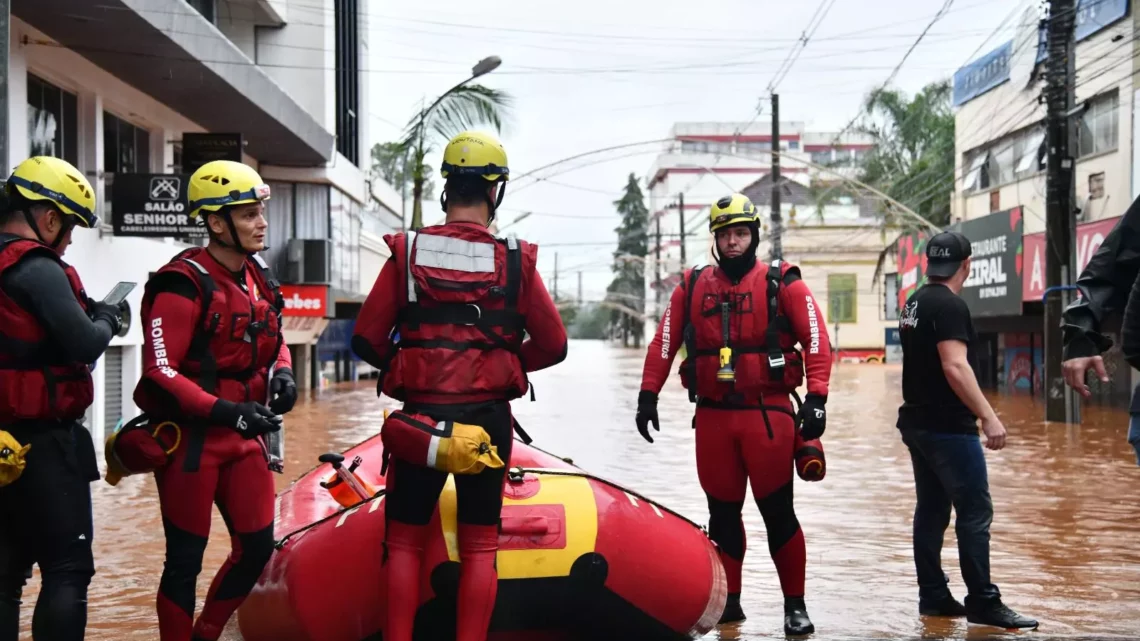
[770,92,783,261]
[553,252,559,300]
[678,192,686,271]
[655,215,662,308]
[1043,0,1078,423]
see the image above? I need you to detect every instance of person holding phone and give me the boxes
[129,160,296,641]
[0,156,130,641]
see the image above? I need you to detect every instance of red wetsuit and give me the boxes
[640,259,832,602]
[352,222,567,641]
[133,248,291,641]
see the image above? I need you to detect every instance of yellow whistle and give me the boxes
[717,346,735,382]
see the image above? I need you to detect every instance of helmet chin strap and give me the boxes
[22,208,71,249]
[208,210,260,256]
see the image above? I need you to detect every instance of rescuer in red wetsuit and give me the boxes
[636,193,832,635]
[131,160,297,641]
[0,156,129,641]
[352,131,568,641]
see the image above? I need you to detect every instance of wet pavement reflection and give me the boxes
[16,340,1140,639]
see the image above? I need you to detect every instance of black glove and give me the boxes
[635,390,660,444]
[269,368,297,414]
[210,400,282,439]
[798,393,827,441]
[89,300,127,337]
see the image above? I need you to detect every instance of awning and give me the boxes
[15,0,335,166]
[281,316,328,346]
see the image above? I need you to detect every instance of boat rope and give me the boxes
[274,442,709,549]
[507,466,706,532]
[274,489,387,549]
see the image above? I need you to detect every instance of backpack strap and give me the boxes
[765,259,787,382]
[177,257,221,474]
[680,266,706,403]
[180,258,221,396]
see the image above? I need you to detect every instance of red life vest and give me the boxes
[380,225,529,403]
[679,259,807,401]
[0,237,95,421]
[139,247,284,409]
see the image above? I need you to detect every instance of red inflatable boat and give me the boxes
[237,433,727,641]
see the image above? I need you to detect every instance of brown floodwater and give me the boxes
[14,339,1140,639]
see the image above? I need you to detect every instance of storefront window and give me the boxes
[329,188,362,294]
[828,273,858,323]
[103,111,151,221]
[884,272,899,321]
[295,183,330,240]
[27,73,78,166]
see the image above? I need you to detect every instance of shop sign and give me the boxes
[1022,215,1121,301]
[953,40,1011,106]
[279,284,330,317]
[897,207,1025,317]
[182,133,244,175]
[111,173,205,238]
[885,327,903,364]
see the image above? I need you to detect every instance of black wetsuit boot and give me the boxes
[784,597,814,635]
[719,592,745,623]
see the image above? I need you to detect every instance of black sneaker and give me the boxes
[784,597,815,636]
[719,592,745,624]
[920,594,967,617]
[966,599,1038,629]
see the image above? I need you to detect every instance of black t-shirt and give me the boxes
[896,283,978,433]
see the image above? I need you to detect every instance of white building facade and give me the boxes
[940,0,1136,403]
[12,0,396,448]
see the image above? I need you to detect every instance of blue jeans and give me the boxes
[899,427,1001,604]
[1128,415,1140,466]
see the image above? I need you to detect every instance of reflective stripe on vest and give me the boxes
[415,233,497,273]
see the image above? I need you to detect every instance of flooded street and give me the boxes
[17,339,1140,639]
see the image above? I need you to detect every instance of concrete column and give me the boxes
[6,24,26,173]
[294,343,311,391]
[77,91,104,214]
[122,344,141,423]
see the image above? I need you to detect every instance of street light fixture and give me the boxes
[472,56,502,78]
[495,210,532,233]
[409,54,504,230]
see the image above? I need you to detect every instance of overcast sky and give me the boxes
[366,0,1027,300]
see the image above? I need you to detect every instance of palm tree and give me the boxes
[398,71,513,230]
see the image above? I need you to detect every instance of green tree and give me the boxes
[395,86,513,230]
[856,80,954,228]
[369,141,434,204]
[554,295,579,329]
[854,80,955,284]
[606,173,649,347]
[571,304,610,340]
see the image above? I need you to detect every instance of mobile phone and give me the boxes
[102,281,137,306]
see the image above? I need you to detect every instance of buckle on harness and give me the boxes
[768,354,786,368]
[462,304,482,326]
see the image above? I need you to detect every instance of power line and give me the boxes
[768,0,840,93]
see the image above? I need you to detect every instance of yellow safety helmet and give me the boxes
[187,160,271,220]
[709,193,759,233]
[6,156,98,228]
[440,131,509,183]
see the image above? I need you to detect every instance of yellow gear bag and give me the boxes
[381,409,506,476]
[0,430,30,488]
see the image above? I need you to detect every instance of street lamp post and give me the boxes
[410,56,503,230]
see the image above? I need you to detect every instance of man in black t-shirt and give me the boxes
[896,231,1037,630]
